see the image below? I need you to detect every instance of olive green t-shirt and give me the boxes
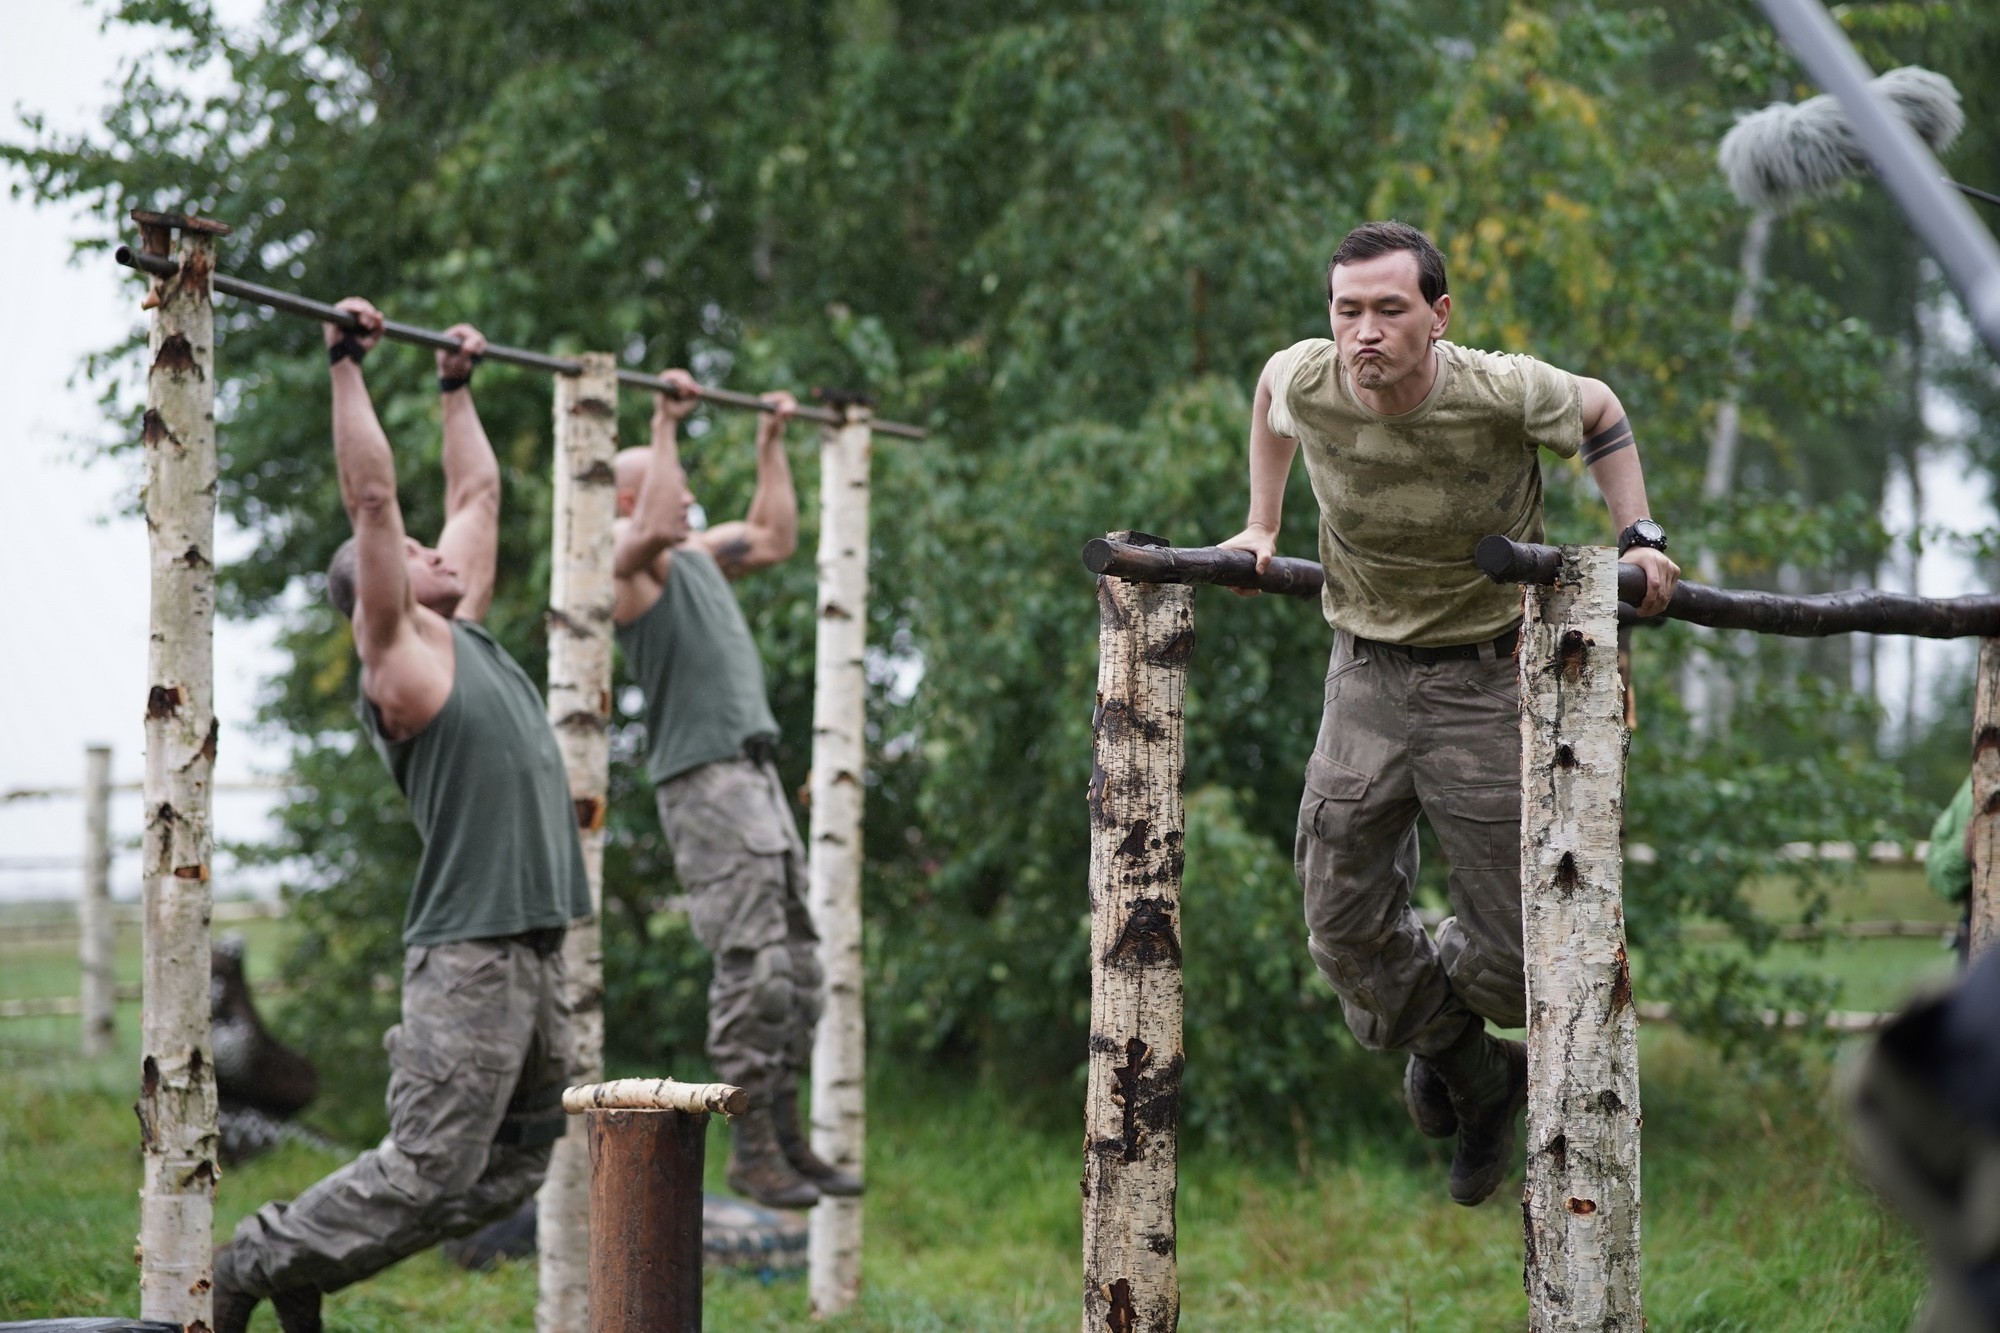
[615,546,781,787]
[360,620,592,947]
[1267,338,1583,647]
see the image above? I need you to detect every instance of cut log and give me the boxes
[1520,546,1642,1331]
[536,353,620,1333]
[137,216,221,1331]
[807,407,873,1316]
[1081,533,1192,1333]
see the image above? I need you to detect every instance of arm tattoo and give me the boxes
[713,536,754,575]
[1581,413,1635,466]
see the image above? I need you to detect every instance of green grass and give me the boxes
[0,901,1936,1329]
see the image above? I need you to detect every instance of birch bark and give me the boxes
[81,743,116,1058]
[808,409,873,1317]
[536,353,619,1333]
[1520,546,1642,1331]
[137,216,224,1331]
[1080,536,1191,1333]
[1969,638,2000,958]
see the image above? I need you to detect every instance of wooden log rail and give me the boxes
[113,244,928,440]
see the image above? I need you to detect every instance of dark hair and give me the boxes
[327,536,359,620]
[1325,220,1449,306]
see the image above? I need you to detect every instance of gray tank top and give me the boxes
[361,620,591,946]
[615,546,780,786]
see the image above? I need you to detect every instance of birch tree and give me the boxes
[81,743,116,1058]
[1081,537,1192,1333]
[1520,546,1642,1331]
[135,210,225,1331]
[1970,638,2000,957]
[808,407,873,1316]
[536,353,619,1333]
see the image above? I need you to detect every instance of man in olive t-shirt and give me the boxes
[610,368,861,1209]
[213,301,590,1333]
[1220,222,1679,1207]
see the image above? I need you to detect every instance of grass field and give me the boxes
[0,880,1952,1330]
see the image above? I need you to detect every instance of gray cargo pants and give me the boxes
[217,934,572,1297]
[655,754,822,1089]
[1297,628,1525,1057]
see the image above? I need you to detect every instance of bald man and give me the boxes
[612,369,860,1208]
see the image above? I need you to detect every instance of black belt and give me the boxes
[500,926,567,958]
[1354,623,1520,666]
[741,734,778,766]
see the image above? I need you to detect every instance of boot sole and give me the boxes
[1404,1055,1458,1139]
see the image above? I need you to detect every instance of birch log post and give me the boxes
[536,352,620,1333]
[808,404,874,1317]
[1081,533,1192,1333]
[1970,638,2000,958]
[1520,545,1642,1331]
[136,210,227,1330]
[81,743,116,1058]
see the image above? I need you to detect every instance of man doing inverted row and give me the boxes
[612,369,861,1208]
[1221,221,1678,1207]
[215,300,591,1331]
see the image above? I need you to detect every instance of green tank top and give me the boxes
[360,620,592,946]
[615,546,780,786]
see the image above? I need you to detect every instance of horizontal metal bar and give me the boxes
[116,247,926,437]
[1477,535,2000,639]
[1081,537,1324,599]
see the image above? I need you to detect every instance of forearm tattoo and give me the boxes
[1581,413,1635,466]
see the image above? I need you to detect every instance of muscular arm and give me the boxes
[326,299,451,737]
[1576,376,1678,615]
[434,324,499,622]
[697,391,799,580]
[1215,351,1301,592]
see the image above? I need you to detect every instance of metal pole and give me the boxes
[1753,0,2000,357]
[80,744,116,1058]
[560,1079,746,1333]
[586,1110,707,1333]
[113,247,927,439]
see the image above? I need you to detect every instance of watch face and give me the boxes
[1634,519,1665,546]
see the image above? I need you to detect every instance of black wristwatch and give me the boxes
[1617,518,1668,556]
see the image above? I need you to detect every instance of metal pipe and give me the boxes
[1754,0,2000,357]
[586,1108,706,1333]
[115,247,927,438]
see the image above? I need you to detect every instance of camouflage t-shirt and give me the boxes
[1267,338,1582,647]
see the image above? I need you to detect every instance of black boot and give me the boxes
[1403,1053,1457,1139]
[271,1286,324,1333]
[771,1071,864,1197]
[727,1093,823,1210]
[1430,1019,1528,1206]
[214,1242,322,1333]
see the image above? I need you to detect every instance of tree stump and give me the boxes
[1519,546,1642,1331]
[1081,532,1192,1333]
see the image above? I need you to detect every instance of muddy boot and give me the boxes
[1431,1019,1529,1207]
[1403,1053,1457,1139]
[772,1072,864,1197]
[727,1093,823,1210]
[271,1286,324,1333]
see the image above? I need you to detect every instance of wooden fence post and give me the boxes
[1970,639,2000,958]
[536,352,620,1333]
[807,404,873,1316]
[1520,545,1642,1331]
[1081,532,1192,1333]
[135,209,228,1331]
[81,743,116,1058]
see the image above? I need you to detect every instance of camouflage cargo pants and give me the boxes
[1297,628,1525,1057]
[216,933,572,1297]
[656,754,821,1089]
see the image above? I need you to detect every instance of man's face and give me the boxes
[1327,251,1450,393]
[404,537,465,617]
[615,460,697,539]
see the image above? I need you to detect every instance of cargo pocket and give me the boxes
[1438,781,1520,870]
[384,1027,469,1151]
[1301,751,1370,844]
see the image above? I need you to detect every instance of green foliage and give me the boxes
[7,0,1994,1150]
